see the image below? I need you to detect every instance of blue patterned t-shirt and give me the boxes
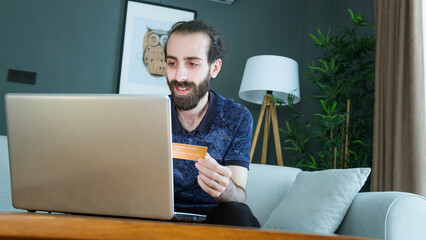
[171,90,253,209]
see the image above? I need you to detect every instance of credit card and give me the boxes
[172,143,207,161]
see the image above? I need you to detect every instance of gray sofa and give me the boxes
[245,163,426,239]
[1,135,425,239]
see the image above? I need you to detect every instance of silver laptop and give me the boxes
[5,93,205,222]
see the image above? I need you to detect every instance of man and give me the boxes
[165,20,260,227]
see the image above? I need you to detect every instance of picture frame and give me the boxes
[117,0,196,94]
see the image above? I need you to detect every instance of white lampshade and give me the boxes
[238,55,300,105]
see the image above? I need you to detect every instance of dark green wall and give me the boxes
[0,0,374,165]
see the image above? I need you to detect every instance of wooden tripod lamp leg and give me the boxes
[270,105,283,166]
[250,97,267,163]
[261,104,271,164]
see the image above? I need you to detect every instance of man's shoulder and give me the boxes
[214,91,251,117]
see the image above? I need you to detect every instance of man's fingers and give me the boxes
[197,155,232,179]
[197,175,222,198]
[198,172,228,192]
[196,153,233,198]
[195,162,228,186]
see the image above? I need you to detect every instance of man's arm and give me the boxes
[195,153,248,203]
[216,165,247,203]
[195,108,253,203]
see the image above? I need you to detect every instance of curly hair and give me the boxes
[165,20,224,64]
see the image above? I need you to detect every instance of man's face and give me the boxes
[165,32,213,111]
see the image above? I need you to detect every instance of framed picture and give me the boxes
[118,0,196,94]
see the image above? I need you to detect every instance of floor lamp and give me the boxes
[238,55,300,165]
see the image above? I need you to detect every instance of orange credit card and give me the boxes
[172,143,207,161]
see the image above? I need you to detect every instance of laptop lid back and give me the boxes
[5,93,174,220]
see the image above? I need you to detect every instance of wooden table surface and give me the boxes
[0,212,377,240]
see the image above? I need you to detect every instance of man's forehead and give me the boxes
[166,32,210,60]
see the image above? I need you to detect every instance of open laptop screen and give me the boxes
[5,94,174,220]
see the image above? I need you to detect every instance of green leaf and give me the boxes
[319,59,329,72]
[348,9,355,20]
[320,100,329,114]
[310,33,322,45]
[310,65,327,73]
[352,140,369,147]
[326,26,331,44]
[285,121,291,131]
[330,101,338,113]
[317,28,325,42]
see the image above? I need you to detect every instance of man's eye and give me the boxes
[188,62,198,67]
[167,62,177,67]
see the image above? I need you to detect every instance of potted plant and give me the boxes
[277,9,375,175]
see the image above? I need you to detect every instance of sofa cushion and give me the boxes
[263,168,370,234]
[246,164,301,225]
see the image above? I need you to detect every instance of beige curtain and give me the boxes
[372,0,426,196]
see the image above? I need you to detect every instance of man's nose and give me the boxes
[175,65,188,82]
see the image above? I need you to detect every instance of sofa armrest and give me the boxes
[0,135,25,212]
[0,135,13,211]
[336,191,426,240]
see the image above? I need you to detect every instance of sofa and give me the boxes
[1,135,425,239]
[245,163,426,239]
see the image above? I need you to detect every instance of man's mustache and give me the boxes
[169,80,196,89]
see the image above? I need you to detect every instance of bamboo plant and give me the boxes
[278,9,375,173]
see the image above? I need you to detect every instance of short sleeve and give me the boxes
[223,110,253,169]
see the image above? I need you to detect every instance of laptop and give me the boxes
[5,93,206,222]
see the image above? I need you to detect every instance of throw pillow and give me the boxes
[263,168,371,234]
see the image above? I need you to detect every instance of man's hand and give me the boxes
[195,153,247,203]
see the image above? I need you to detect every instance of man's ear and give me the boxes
[210,59,222,79]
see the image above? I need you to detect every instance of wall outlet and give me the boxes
[7,69,36,85]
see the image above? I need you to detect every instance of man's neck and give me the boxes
[176,91,210,132]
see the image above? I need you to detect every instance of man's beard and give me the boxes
[167,73,211,111]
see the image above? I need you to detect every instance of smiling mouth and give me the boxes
[178,86,189,90]
[176,86,191,94]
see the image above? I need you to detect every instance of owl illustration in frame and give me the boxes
[118,0,196,94]
[142,27,168,78]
